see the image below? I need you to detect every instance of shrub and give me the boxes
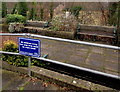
[50,13,78,32]
[2,40,49,67]
[2,40,28,66]
[6,14,26,24]
[3,40,18,52]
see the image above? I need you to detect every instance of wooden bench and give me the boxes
[76,24,116,44]
[77,32,115,38]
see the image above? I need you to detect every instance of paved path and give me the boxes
[1,69,67,91]
[39,38,119,76]
[1,35,119,76]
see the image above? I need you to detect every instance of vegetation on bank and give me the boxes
[2,40,49,67]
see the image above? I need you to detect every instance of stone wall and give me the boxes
[26,21,47,27]
[24,27,75,40]
[25,21,115,44]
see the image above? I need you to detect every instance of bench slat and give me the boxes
[77,32,115,38]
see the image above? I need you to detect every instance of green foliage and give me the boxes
[33,2,37,20]
[11,4,17,14]
[40,8,44,20]
[2,2,7,18]
[2,40,50,67]
[3,40,18,52]
[50,2,54,20]
[6,14,26,24]
[108,2,119,26]
[18,2,28,16]
[29,8,35,20]
[40,3,44,20]
[70,6,82,19]
[19,87,24,91]
[108,2,120,46]
[29,2,37,20]
[2,40,28,66]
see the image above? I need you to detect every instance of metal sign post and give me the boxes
[28,56,31,77]
[18,37,40,77]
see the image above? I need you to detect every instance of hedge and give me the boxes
[6,14,26,24]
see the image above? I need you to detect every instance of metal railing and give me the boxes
[0,51,120,80]
[0,33,120,80]
[0,33,120,50]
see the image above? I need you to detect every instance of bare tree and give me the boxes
[98,2,109,25]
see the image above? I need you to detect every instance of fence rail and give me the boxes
[1,33,120,90]
[0,51,120,80]
[0,33,120,80]
[0,33,120,50]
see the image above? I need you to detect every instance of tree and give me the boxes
[108,2,118,26]
[98,2,108,25]
[29,7,34,20]
[11,4,17,14]
[50,2,54,20]
[108,2,120,46]
[29,2,37,20]
[39,2,44,20]
[116,1,120,46]
[18,2,28,16]
[70,6,82,19]
[2,2,7,18]
[33,2,37,20]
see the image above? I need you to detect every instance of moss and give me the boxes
[19,87,24,90]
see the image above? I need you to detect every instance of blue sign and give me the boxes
[18,37,40,58]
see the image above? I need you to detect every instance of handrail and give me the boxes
[0,33,120,50]
[0,51,120,80]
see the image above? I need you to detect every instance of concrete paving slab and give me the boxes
[86,53,105,67]
[68,55,86,66]
[75,44,91,52]
[2,70,20,88]
[104,62,119,72]
[23,79,63,91]
[104,49,119,57]
[1,69,66,91]
[2,69,30,90]
[4,76,30,90]
[40,38,119,75]
[105,56,118,64]
[91,47,104,54]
